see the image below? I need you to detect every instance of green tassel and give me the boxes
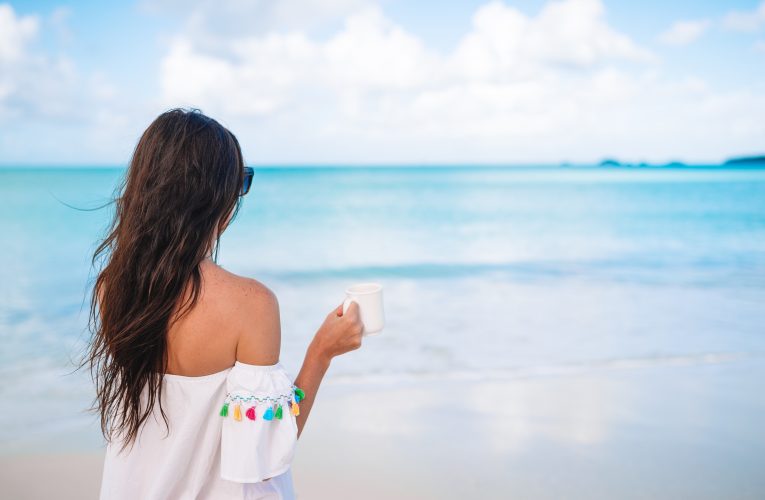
[275,404,283,419]
[295,387,305,400]
[219,402,229,417]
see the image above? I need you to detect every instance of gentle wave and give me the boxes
[249,258,765,284]
[325,352,760,386]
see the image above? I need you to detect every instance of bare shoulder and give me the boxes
[204,263,281,366]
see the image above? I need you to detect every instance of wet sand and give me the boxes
[2,356,764,499]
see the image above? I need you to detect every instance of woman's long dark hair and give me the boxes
[81,108,246,453]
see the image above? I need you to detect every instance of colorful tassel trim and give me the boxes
[219,385,305,422]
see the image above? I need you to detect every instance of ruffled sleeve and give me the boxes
[218,361,304,483]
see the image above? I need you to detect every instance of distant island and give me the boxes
[589,154,765,168]
[597,158,687,168]
[599,158,621,167]
[724,155,765,166]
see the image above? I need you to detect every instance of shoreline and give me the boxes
[2,357,764,499]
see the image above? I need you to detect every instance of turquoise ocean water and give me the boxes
[1,165,764,454]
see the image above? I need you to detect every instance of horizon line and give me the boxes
[1,161,763,170]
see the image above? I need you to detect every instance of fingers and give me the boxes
[333,300,360,318]
[345,302,363,340]
[321,300,365,355]
[345,300,360,317]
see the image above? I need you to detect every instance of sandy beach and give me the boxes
[3,355,763,499]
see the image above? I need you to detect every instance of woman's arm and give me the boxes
[293,344,331,439]
[293,302,363,439]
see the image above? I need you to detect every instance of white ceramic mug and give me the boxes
[342,282,385,336]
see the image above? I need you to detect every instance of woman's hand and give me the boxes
[308,301,364,364]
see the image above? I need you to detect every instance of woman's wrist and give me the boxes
[306,340,333,369]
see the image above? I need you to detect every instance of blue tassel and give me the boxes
[263,405,274,421]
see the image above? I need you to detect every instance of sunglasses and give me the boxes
[241,167,254,196]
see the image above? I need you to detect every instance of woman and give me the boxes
[85,108,364,499]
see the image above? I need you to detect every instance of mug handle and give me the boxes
[342,297,357,315]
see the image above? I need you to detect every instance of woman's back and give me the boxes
[164,259,281,377]
[99,262,302,499]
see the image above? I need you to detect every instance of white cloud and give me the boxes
[0,4,38,62]
[0,3,146,163]
[324,9,438,89]
[160,0,694,163]
[449,0,653,84]
[0,5,74,119]
[160,5,445,121]
[755,40,765,53]
[161,0,655,108]
[723,1,765,32]
[3,0,765,164]
[658,19,710,46]
[143,0,371,36]
[154,0,765,164]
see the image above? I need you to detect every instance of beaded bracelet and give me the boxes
[219,385,305,422]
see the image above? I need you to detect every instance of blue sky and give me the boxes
[2,0,764,165]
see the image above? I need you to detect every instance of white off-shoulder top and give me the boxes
[99,361,303,500]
